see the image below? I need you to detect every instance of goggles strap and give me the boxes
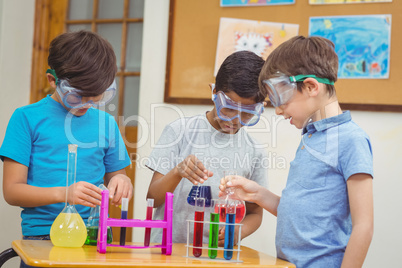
[46,69,59,85]
[292,74,334,85]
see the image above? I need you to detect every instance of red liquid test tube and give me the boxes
[193,197,205,257]
[219,204,227,222]
[144,198,154,246]
[235,201,246,223]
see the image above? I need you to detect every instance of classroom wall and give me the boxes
[0,0,35,267]
[0,1,401,268]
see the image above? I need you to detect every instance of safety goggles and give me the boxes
[212,88,264,126]
[262,73,334,107]
[46,69,116,109]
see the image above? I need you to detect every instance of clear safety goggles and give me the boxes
[46,69,116,109]
[212,87,264,126]
[262,73,334,107]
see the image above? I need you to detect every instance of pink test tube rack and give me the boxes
[97,190,174,255]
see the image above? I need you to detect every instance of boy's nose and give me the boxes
[81,102,93,109]
[275,106,283,115]
[231,116,240,125]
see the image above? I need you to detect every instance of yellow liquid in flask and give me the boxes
[50,212,87,247]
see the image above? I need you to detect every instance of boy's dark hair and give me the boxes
[216,51,266,103]
[48,30,117,97]
[259,36,338,96]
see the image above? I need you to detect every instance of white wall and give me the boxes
[0,0,35,267]
[0,1,401,267]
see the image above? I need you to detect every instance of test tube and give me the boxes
[208,199,219,259]
[193,197,205,257]
[224,200,236,260]
[218,199,227,223]
[144,198,154,246]
[119,198,128,246]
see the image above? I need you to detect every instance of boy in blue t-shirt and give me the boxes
[0,31,133,248]
[220,36,373,267]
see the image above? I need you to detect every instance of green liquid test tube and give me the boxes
[208,199,219,259]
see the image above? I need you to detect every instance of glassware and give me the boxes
[208,199,219,259]
[224,199,236,260]
[50,144,87,247]
[193,197,205,257]
[217,170,246,223]
[187,185,212,207]
[119,198,129,246]
[144,198,154,246]
[85,184,113,246]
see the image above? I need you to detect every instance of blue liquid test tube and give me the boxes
[224,200,236,260]
[119,198,128,246]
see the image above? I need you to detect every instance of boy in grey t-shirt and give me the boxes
[146,51,269,245]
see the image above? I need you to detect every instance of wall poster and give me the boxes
[309,15,391,79]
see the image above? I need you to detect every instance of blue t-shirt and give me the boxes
[0,95,130,236]
[276,111,373,267]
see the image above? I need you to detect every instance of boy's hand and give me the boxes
[175,154,213,185]
[107,174,133,206]
[219,176,259,203]
[67,181,102,207]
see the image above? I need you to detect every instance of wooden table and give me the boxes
[12,240,295,267]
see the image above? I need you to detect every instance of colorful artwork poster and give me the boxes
[214,18,299,76]
[309,15,391,79]
[221,0,295,7]
[310,0,392,4]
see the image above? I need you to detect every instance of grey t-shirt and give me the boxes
[146,113,268,243]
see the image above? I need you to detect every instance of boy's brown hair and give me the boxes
[48,30,117,97]
[259,36,338,96]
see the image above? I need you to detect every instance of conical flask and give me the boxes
[50,144,87,247]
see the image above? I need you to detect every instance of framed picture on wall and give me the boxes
[221,0,295,7]
[214,18,299,76]
[309,15,392,79]
[309,0,392,4]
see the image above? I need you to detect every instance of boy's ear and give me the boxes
[303,78,320,97]
[209,83,217,101]
[46,73,57,89]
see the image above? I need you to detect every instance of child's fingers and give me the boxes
[206,170,214,178]
[218,184,225,191]
[191,159,209,180]
[181,164,207,184]
[226,176,244,187]
[80,195,101,207]
[112,188,123,206]
[125,184,133,200]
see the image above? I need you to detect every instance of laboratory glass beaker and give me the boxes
[218,170,246,223]
[50,144,87,247]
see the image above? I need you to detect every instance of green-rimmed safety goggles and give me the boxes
[262,73,334,107]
